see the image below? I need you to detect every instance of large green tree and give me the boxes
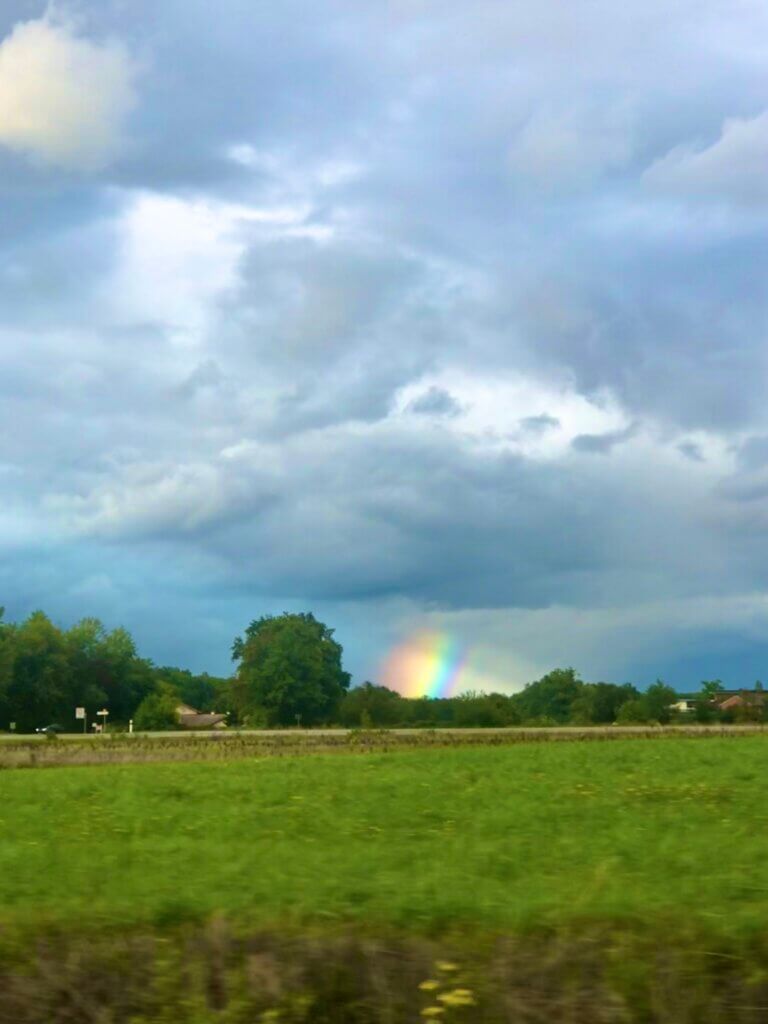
[64,619,155,724]
[0,608,16,728]
[644,680,677,724]
[7,611,71,731]
[231,613,350,725]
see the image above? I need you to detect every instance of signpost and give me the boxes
[97,708,109,734]
[75,707,86,734]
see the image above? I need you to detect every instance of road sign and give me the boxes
[75,707,86,720]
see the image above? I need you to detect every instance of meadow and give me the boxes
[3,735,768,1022]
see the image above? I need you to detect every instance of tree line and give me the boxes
[0,608,763,732]
[0,608,229,733]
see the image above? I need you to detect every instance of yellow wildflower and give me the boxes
[419,980,440,991]
[438,989,476,1007]
[435,960,458,973]
[421,1008,445,1017]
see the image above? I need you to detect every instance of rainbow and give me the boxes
[379,630,467,699]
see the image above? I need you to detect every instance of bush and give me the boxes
[615,699,651,724]
[134,688,178,731]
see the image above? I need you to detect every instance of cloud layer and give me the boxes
[2,0,768,689]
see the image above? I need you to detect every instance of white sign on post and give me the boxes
[75,707,86,720]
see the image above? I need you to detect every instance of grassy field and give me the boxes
[3,736,768,1022]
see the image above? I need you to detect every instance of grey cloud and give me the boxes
[644,110,768,205]
[175,359,224,399]
[677,441,705,463]
[518,413,560,434]
[407,387,462,417]
[736,435,768,470]
[212,233,466,435]
[510,232,768,432]
[717,439,768,506]
[571,424,637,455]
[51,421,733,616]
[507,103,634,192]
[720,472,768,505]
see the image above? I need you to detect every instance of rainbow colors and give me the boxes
[380,630,467,698]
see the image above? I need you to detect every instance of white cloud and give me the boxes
[106,192,247,339]
[104,190,324,343]
[0,13,136,170]
[644,109,768,204]
[394,369,627,457]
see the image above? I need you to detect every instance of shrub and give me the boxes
[134,688,178,731]
[615,699,651,724]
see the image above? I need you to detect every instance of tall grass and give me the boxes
[3,737,768,1021]
[0,723,764,769]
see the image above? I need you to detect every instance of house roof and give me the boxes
[718,693,766,710]
[676,690,765,702]
[176,703,227,728]
[176,703,199,716]
[178,712,227,729]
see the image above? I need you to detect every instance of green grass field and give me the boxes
[2,735,767,937]
[4,736,768,1023]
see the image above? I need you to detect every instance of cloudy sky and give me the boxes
[2,0,768,691]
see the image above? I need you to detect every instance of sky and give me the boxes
[2,1,768,694]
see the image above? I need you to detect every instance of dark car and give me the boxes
[35,724,64,735]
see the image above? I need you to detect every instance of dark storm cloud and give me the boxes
[56,420,738,623]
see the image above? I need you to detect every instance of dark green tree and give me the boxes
[338,682,404,727]
[231,613,350,726]
[570,682,640,724]
[7,611,71,731]
[153,667,226,712]
[453,691,521,727]
[700,679,725,698]
[0,608,16,729]
[511,668,583,723]
[64,619,154,725]
[643,680,677,724]
[615,698,651,724]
